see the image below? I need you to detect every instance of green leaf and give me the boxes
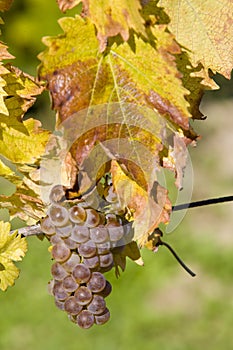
[159,0,233,78]
[0,221,27,291]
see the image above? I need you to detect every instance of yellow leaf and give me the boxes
[159,0,233,78]
[0,118,50,163]
[110,160,171,242]
[0,221,27,291]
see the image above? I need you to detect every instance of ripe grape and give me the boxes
[62,253,81,272]
[89,226,109,244]
[48,204,69,227]
[51,262,68,280]
[87,272,106,293]
[74,286,92,305]
[51,243,71,262]
[87,295,106,315]
[72,264,91,283]
[99,253,113,268]
[78,240,97,258]
[40,216,55,235]
[83,256,99,269]
[53,280,69,300]
[97,280,112,298]
[50,234,63,246]
[84,208,100,228]
[55,299,65,311]
[55,223,73,238]
[49,185,65,203]
[62,275,78,292]
[71,225,90,243]
[63,237,79,250]
[64,296,82,315]
[95,308,110,325]
[107,221,124,242]
[96,241,111,255]
[76,310,95,329]
[69,205,86,224]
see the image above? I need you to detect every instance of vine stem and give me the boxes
[11,195,233,237]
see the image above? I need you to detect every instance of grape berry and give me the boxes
[41,185,128,329]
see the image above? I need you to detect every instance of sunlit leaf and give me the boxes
[159,0,233,78]
[0,0,13,12]
[0,221,27,291]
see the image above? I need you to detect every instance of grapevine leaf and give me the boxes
[112,241,142,277]
[0,184,45,224]
[57,0,146,51]
[0,0,13,12]
[158,0,233,78]
[38,15,197,242]
[110,160,171,241]
[57,0,80,12]
[39,16,193,132]
[0,65,44,133]
[0,118,50,163]
[0,221,27,291]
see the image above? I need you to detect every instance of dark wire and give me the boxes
[159,241,196,277]
[172,195,233,212]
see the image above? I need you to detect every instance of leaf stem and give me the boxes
[172,195,233,212]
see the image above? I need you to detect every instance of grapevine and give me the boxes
[0,0,232,331]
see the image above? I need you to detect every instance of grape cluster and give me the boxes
[41,185,127,329]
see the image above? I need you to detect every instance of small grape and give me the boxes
[72,264,91,283]
[94,308,110,325]
[97,280,112,298]
[62,275,78,292]
[55,223,73,238]
[40,216,55,235]
[51,262,68,280]
[84,208,100,228]
[63,237,79,250]
[71,225,90,243]
[64,296,82,315]
[99,253,113,268]
[87,295,106,315]
[62,253,81,273]
[74,286,92,305]
[83,256,99,269]
[48,204,69,227]
[49,185,65,203]
[76,310,95,329]
[55,299,65,311]
[96,241,111,255]
[51,243,71,262]
[69,205,86,224]
[53,280,69,300]
[107,221,124,242]
[89,226,109,244]
[87,272,106,293]
[78,240,96,258]
[50,234,63,246]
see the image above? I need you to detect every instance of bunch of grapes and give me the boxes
[40,185,128,329]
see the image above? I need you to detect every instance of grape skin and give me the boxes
[84,209,100,228]
[87,295,106,315]
[51,262,68,280]
[40,216,55,235]
[95,308,110,325]
[78,240,97,258]
[76,310,95,329]
[49,185,65,203]
[72,264,91,284]
[51,243,71,263]
[64,296,82,315]
[87,272,106,293]
[62,253,80,273]
[48,204,69,227]
[74,286,93,305]
[69,205,86,224]
[89,226,109,244]
[62,275,78,292]
[71,225,90,243]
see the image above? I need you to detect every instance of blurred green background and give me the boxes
[0,1,233,350]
